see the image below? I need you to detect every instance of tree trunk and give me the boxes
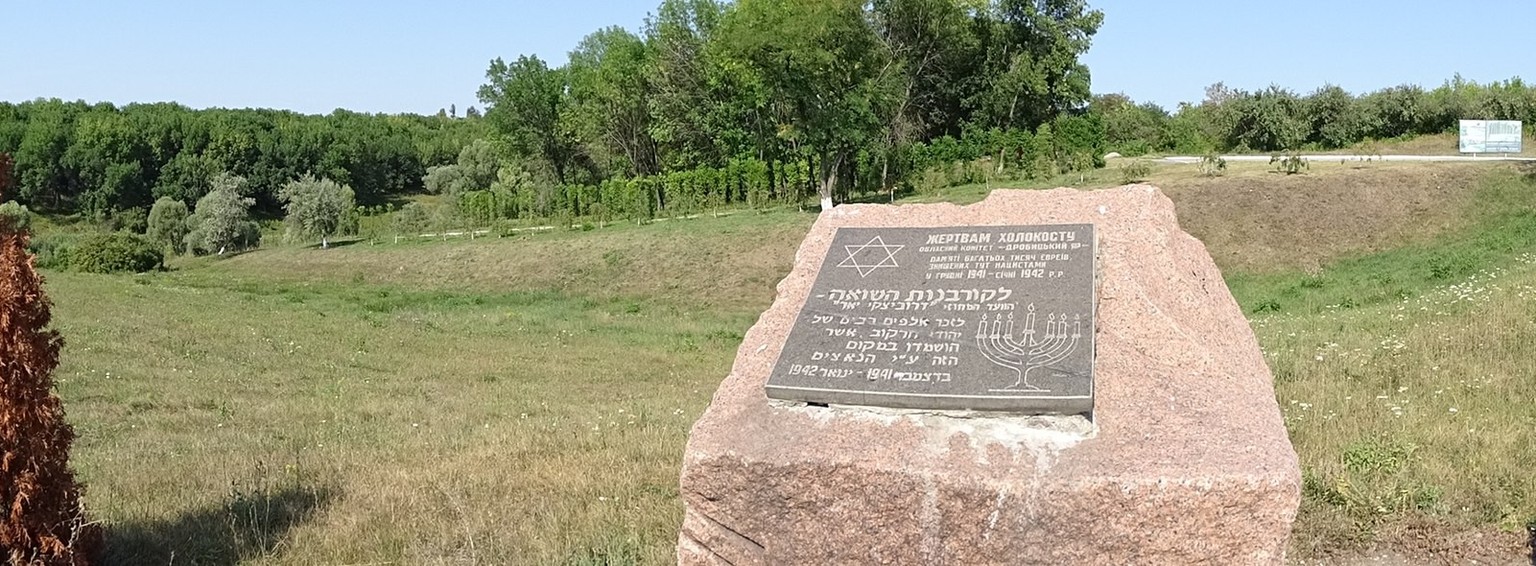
[818,152,843,212]
[767,158,778,201]
[881,156,892,203]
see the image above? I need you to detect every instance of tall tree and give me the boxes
[279,174,356,249]
[971,0,1103,131]
[478,56,581,183]
[870,0,980,140]
[566,27,660,177]
[186,173,258,255]
[869,0,980,188]
[720,0,888,210]
[12,101,83,208]
[644,0,730,170]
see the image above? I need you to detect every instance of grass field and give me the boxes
[38,160,1536,563]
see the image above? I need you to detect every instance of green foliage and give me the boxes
[24,233,76,270]
[0,99,486,217]
[393,202,430,235]
[1118,159,1152,184]
[0,200,31,230]
[422,139,502,195]
[107,205,148,233]
[718,0,886,206]
[279,174,356,248]
[66,232,164,273]
[1094,75,1536,155]
[478,56,580,184]
[186,173,260,255]
[146,197,190,253]
[468,0,1104,210]
[1094,94,1169,156]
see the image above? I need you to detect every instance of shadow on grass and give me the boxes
[1520,162,1536,183]
[103,483,335,566]
[302,238,364,250]
[1527,520,1534,566]
[841,187,913,206]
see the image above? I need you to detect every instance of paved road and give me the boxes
[1160,154,1536,163]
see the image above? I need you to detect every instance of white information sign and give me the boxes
[1459,120,1523,153]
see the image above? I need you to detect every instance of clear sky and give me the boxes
[1083,0,1536,108]
[4,1,1532,115]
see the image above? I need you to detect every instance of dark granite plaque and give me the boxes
[764,224,1096,413]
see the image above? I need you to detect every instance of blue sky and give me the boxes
[3,1,1532,115]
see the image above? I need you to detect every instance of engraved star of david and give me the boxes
[837,236,904,277]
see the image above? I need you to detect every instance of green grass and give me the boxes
[1229,167,1536,314]
[32,160,1536,563]
[1230,166,1536,556]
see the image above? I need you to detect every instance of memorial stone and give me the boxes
[678,186,1301,565]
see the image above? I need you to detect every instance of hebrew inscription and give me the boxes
[765,224,1096,413]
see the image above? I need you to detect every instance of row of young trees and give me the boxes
[139,173,356,255]
[0,99,483,217]
[476,0,1107,210]
[1095,76,1536,155]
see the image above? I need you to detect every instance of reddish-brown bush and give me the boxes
[0,155,100,565]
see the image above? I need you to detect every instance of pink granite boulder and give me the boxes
[677,186,1301,565]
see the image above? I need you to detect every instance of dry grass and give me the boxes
[50,271,751,564]
[211,211,813,313]
[1159,161,1490,273]
[1332,133,1536,158]
[932,159,1498,273]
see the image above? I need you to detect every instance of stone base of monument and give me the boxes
[677,186,1300,565]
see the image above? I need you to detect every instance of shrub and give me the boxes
[1270,151,1309,175]
[147,197,191,253]
[279,175,356,248]
[393,202,430,235]
[24,233,81,270]
[1198,153,1228,176]
[66,232,164,274]
[1119,159,1153,184]
[0,200,30,230]
[108,206,149,233]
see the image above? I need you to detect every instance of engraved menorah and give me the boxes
[976,304,1083,392]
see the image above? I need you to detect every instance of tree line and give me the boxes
[0,99,485,218]
[1095,75,1536,156]
[1,0,1109,231]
